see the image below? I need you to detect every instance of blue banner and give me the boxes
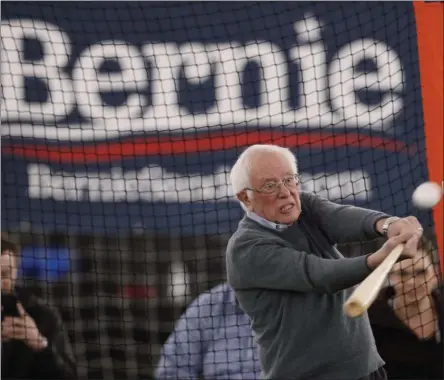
[1,2,431,235]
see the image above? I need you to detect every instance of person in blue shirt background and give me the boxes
[155,282,261,380]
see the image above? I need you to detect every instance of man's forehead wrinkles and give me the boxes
[254,165,293,174]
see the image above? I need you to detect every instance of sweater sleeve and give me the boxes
[226,232,372,294]
[301,192,389,244]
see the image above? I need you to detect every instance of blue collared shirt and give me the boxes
[155,283,261,380]
[246,211,291,232]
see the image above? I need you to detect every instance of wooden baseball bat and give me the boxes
[343,244,404,318]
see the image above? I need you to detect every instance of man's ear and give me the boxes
[237,190,251,208]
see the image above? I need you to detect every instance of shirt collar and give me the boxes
[246,211,291,231]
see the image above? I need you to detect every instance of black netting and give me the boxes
[1,2,442,379]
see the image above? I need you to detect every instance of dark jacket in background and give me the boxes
[1,288,77,379]
[369,285,443,379]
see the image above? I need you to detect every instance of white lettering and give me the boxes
[27,163,372,203]
[329,39,404,128]
[72,41,148,130]
[27,162,48,198]
[289,14,333,124]
[142,43,182,130]
[180,43,212,85]
[1,16,405,140]
[301,170,372,202]
[1,19,75,124]
[212,41,289,126]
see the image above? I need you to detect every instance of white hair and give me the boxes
[230,144,298,196]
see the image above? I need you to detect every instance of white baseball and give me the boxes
[412,181,442,209]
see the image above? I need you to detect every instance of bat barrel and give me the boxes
[343,244,405,318]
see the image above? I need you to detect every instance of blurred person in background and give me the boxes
[369,235,443,379]
[1,233,77,379]
[155,282,261,380]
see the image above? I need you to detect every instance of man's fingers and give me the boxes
[406,216,421,227]
[401,217,423,237]
[389,217,423,240]
[403,235,420,257]
[405,234,419,249]
[393,232,415,242]
[3,317,25,329]
[2,318,14,328]
[405,216,417,224]
[385,232,414,251]
[2,326,12,337]
[12,318,25,327]
[2,325,26,338]
[16,303,26,317]
[2,321,23,330]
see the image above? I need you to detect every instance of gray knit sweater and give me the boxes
[226,192,389,380]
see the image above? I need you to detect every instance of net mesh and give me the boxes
[1,2,442,379]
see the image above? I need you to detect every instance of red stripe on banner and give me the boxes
[414,2,444,278]
[3,131,415,164]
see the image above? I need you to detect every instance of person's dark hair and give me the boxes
[419,233,440,265]
[1,233,19,257]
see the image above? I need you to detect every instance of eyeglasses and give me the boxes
[245,174,300,195]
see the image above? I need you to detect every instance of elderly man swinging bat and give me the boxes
[225,144,424,380]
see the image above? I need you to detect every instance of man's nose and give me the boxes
[277,183,291,197]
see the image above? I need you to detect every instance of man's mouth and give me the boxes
[280,204,294,213]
